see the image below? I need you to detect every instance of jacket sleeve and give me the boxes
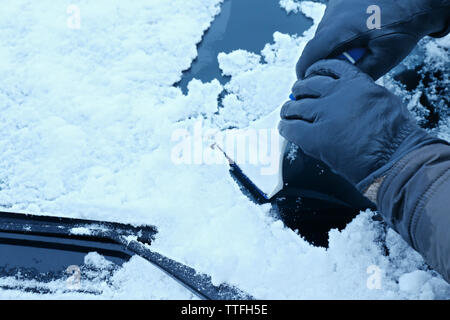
[377,143,450,283]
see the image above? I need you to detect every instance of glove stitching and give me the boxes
[328,5,450,54]
[330,31,419,60]
[299,5,450,78]
[305,68,340,80]
[326,4,450,58]
[373,122,416,171]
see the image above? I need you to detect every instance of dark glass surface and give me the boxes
[176,0,312,93]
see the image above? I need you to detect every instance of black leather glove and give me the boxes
[279,59,446,192]
[296,0,450,80]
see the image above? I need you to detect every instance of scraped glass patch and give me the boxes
[176,0,312,93]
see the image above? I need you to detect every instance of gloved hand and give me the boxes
[279,59,446,192]
[296,0,450,80]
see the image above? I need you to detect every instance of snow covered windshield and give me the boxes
[0,0,449,299]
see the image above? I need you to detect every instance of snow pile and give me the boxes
[0,253,194,299]
[279,0,302,14]
[0,0,449,299]
[218,50,262,77]
[215,2,324,128]
[280,0,326,18]
[382,35,450,141]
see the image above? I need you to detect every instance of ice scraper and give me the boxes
[214,48,367,205]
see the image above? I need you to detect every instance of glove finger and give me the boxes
[304,59,360,80]
[280,99,319,123]
[356,33,418,80]
[278,119,316,156]
[296,38,331,80]
[291,76,335,100]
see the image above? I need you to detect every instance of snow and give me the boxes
[0,253,195,299]
[69,224,109,235]
[69,227,93,236]
[399,271,433,296]
[279,0,302,14]
[218,50,262,77]
[0,0,449,299]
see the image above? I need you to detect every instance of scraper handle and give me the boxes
[336,47,366,64]
[289,48,366,101]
